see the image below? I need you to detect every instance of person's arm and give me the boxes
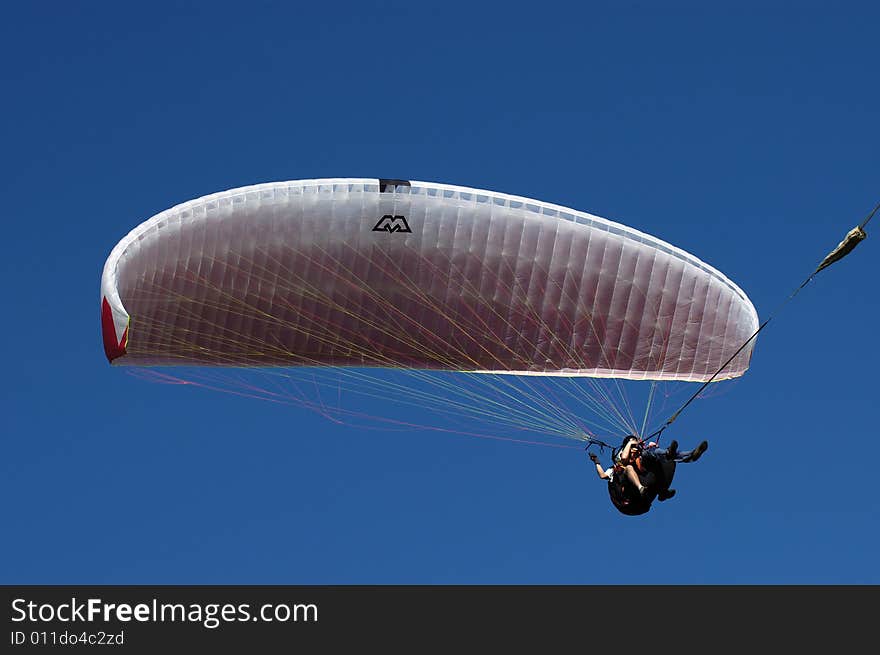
[596,465,613,480]
[589,453,612,480]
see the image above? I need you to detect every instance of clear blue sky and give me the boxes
[2,1,877,584]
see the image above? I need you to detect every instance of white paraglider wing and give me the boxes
[101,178,758,384]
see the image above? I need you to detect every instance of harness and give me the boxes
[607,476,652,516]
[587,435,671,516]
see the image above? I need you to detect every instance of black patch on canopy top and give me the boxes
[379,179,411,193]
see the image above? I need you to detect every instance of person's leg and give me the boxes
[640,452,675,499]
[682,440,708,462]
[672,448,691,462]
[643,445,679,463]
[624,465,648,495]
[667,440,708,463]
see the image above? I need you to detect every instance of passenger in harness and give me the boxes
[588,435,709,516]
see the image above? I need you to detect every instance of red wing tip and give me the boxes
[101,297,128,363]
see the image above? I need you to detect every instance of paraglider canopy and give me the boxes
[100,178,759,388]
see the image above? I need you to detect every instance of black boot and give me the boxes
[685,440,708,462]
[658,488,676,501]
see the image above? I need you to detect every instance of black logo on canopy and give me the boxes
[372,214,412,233]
